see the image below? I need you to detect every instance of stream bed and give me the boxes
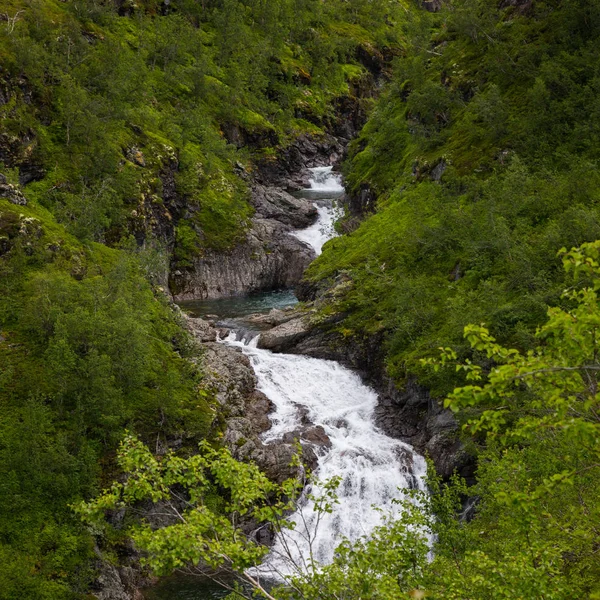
[147,167,425,598]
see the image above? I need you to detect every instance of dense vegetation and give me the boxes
[0,197,215,598]
[0,0,403,597]
[81,243,600,599]
[309,0,600,392]
[5,0,600,597]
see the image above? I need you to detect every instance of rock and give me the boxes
[420,0,443,11]
[283,425,331,449]
[126,147,146,167]
[499,0,533,12]
[430,159,446,182]
[91,545,155,600]
[0,174,27,205]
[243,308,300,328]
[251,184,318,228]
[257,315,311,352]
[200,342,257,417]
[191,323,311,483]
[92,562,130,600]
[171,217,316,300]
[257,312,476,480]
[187,317,217,342]
[222,121,279,149]
[255,134,344,190]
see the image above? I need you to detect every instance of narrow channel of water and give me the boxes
[150,167,425,598]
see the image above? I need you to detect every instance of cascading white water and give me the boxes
[291,166,344,255]
[225,333,427,580]
[220,166,426,582]
[291,203,344,256]
[307,166,344,193]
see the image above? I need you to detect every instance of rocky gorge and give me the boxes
[169,135,345,301]
[87,132,471,600]
[172,140,470,481]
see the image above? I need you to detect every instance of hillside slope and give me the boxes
[306,0,600,394]
[0,1,404,597]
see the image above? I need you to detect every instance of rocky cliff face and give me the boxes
[170,184,318,301]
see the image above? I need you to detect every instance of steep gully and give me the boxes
[149,169,428,598]
[98,161,468,600]
[225,169,427,581]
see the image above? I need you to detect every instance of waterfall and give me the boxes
[307,166,344,193]
[220,165,426,582]
[225,333,427,580]
[291,167,344,255]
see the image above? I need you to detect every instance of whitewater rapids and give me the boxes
[291,166,344,255]
[224,333,427,579]
[220,165,426,581]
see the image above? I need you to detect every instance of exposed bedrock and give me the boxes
[171,214,316,301]
[188,316,324,481]
[170,181,324,301]
[255,133,345,191]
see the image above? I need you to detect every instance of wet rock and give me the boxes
[255,134,344,190]
[256,311,475,480]
[243,307,299,328]
[283,425,331,449]
[200,342,256,417]
[192,320,310,482]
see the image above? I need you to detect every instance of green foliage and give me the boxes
[0,0,404,257]
[0,0,405,595]
[77,434,305,598]
[79,243,600,599]
[413,241,600,598]
[0,200,213,598]
[308,0,600,394]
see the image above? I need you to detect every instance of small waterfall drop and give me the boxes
[291,166,344,255]
[307,166,344,193]
[224,332,427,580]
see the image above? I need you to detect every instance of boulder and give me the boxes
[191,323,313,483]
[243,307,300,328]
[252,184,318,228]
[257,315,311,352]
[0,174,27,205]
[187,317,218,342]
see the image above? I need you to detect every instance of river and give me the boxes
[148,167,426,598]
